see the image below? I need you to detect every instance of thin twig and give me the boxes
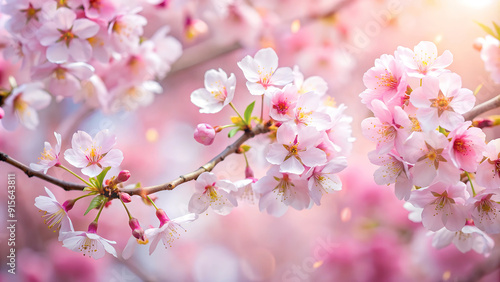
[464,94,500,121]
[0,152,87,191]
[120,123,271,196]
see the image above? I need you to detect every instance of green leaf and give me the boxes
[84,195,106,215]
[228,127,239,138]
[95,167,111,188]
[243,101,255,124]
[476,21,498,38]
[493,21,500,38]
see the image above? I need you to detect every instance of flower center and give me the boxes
[20,3,41,22]
[429,91,454,117]
[274,100,289,115]
[417,142,446,169]
[58,28,77,47]
[42,208,65,230]
[453,138,469,154]
[377,73,398,89]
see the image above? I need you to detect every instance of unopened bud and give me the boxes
[245,166,254,178]
[473,119,494,128]
[213,126,223,133]
[88,221,98,233]
[473,38,483,52]
[0,107,4,119]
[129,218,146,242]
[156,209,170,227]
[104,201,112,208]
[120,192,132,203]
[194,123,216,145]
[117,170,131,183]
[62,199,75,212]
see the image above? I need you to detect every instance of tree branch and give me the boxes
[0,123,271,196]
[464,94,500,121]
[0,152,87,191]
[120,123,271,196]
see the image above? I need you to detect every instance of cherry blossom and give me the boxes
[32,62,95,98]
[108,80,163,112]
[292,65,328,96]
[396,41,453,78]
[254,166,310,217]
[30,132,62,173]
[34,187,74,240]
[62,230,117,259]
[468,190,500,234]
[188,172,237,215]
[266,123,326,175]
[1,82,51,130]
[108,8,147,54]
[368,151,413,201]
[409,181,468,232]
[294,92,331,130]
[64,130,124,177]
[194,123,216,145]
[445,121,486,172]
[2,0,45,38]
[82,0,116,21]
[432,225,494,256]
[303,157,347,205]
[268,84,299,122]
[479,35,500,84]
[361,100,411,155]
[360,54,408,110]
[146,213,197,255]
[475,139,500,189]
[232,178,259,205]
[37,7,99,63]
[410,73,475,132]
[237,48,293,95]
[191,68,235,114]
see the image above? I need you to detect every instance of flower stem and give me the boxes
[59,165,93,187]
[243,151,249,167]
[229,102,244,122]
[260,95,264,123]
[465,171,476,197]
[74,193,97,202]
[94,201,106,223]
[147,195,159,210]
[120,198,133,220]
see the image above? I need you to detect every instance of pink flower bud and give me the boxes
[194,123,216,145]
[117,170,131,183]
[156,209,170,227]
[0,107,4,119]
[129,218,146,242]
[62,199,75,212]
[120,192,132,203]
[245,166,254,178]
[104,201,112,208]
[88,221,98,233]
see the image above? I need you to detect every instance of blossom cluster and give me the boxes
[189,48,354,217]
[0,0,182,130]
[30,129,197,259]
[360,41,496,256]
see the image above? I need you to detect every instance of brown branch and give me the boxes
[0,123,271,196]
[120,123,271,196]
[464,94,500,121]
[0,152,87,191]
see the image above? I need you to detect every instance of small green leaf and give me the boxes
[476,21,498,38]
[84,195,106,215]
[228,127,239,138]
[244,101,255,124]
[493,21,500,39]
[95,167,111,188]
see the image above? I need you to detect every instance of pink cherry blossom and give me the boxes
[479,35,500,84]
[237,48,293,95]
[475,139,500,189]
[266,123,326,175]
[294,92,331,130]
[292,65,328,96]
[108,8,147,54]
[361,100,411,155]
[360,54,408,110]
[2,0,45,38]
[32,62,94,98]
[82,0,116,21]
[304,157,347,205]
[368,151,413,201]
[191,68,235,114]
[268,84,299,122]
[445,121,486,172]
[37,7,99,63]
[468,190,500,234]
[409,181,468,232]
[145,213,197,255]
[410,73,475,132]
[148,26,183,79]
[403,131,459,187]
[30,132,62,173]
[432,225,494,255]
[396,41,453,78]
[232,178,259,205]
[253,166,310,217]
[64,130,124,177]
[34,187,74,240]
[188,172,237,215]
[323,104,355,158]
[62,230,117,259]
[1,82,51,131]
[108,80,162,112]
[194,123,216,145]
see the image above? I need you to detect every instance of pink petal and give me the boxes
[72,18,99,38]
[46,42,69,63]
